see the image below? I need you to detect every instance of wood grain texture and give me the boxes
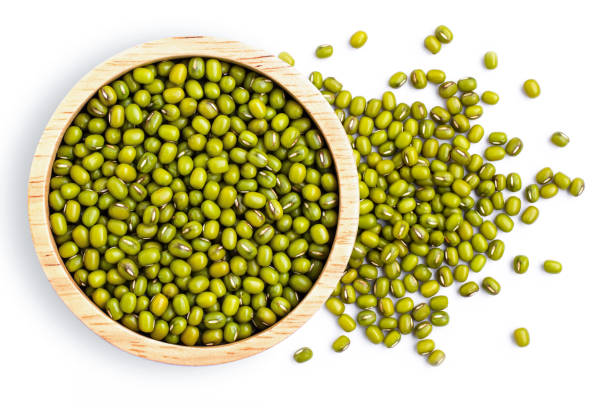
[27,36,359,365]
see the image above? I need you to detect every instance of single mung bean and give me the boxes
[389,72,408,88]
[416,339,435,355]
[481,91,499,105]
[523,79,540,98]
[350,31,368,48]
[459,281,479,297]
[482,277,501,295]
[426,69,446,84]
[315,45,333,58]
[505,138,523,156]
[550,131,569,147]
[424,35,441,54]
[513,328,530,347]
[484,51,498,69]
[434,25,453,43]
[569,178,585,196]
[293,347,313,363]
[332,335,351,352]
[427,349,446,366]
[410,69,427,89]
[278,52,295,66]
[536,167,554,184]
[513,255,529,274]
[543,260,562,274]
[540,183,558,199]
[521,206,539,224]
[525,184,540,203]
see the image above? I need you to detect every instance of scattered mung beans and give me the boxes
[294,347,313,362]
[513,328,530,347]
[543,260,562,274]
[307,28,581,365]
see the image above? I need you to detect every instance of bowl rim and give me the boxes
[27,36,359,365]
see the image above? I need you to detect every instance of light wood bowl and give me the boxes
[28,36,359,365]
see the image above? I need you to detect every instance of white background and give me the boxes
[1,0,611,406]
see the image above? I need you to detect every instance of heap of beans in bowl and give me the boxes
[48,57,339,346]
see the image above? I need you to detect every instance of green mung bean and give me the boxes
[488,132,507,145]
[332,335,351,352]
[293,347,313,362]
[389,72,408,88]
[424,35,442,54]
[553,172,571,190]
[525,184,540,203]
[427,349,446,366]
[523,79,540,98]
[426,69,446,84]
[521,206,539,224]
[430,311,449,326]
[513,255,530,274]
[315,45,333,58]
[505,138,523,156]
[410,69,427,89]
[481,91,499,105]
[484,146,506,161]
[540,183,558,199]
[416,339,435,355]
[536,167,553,184]
[278,52,295,66]
[482,277,501,295]
[484,51,498,69]
[459,281,479,297]
[543,260,562,274]
[513,328,530,347]
[434,25,453,43]
[569,178,585,196]
[550,131,569,147]
[349,31,368,48]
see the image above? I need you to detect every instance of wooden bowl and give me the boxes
[28,36,359,365]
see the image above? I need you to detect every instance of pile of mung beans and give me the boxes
[290,27,584,365]
[48,58,339,346]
